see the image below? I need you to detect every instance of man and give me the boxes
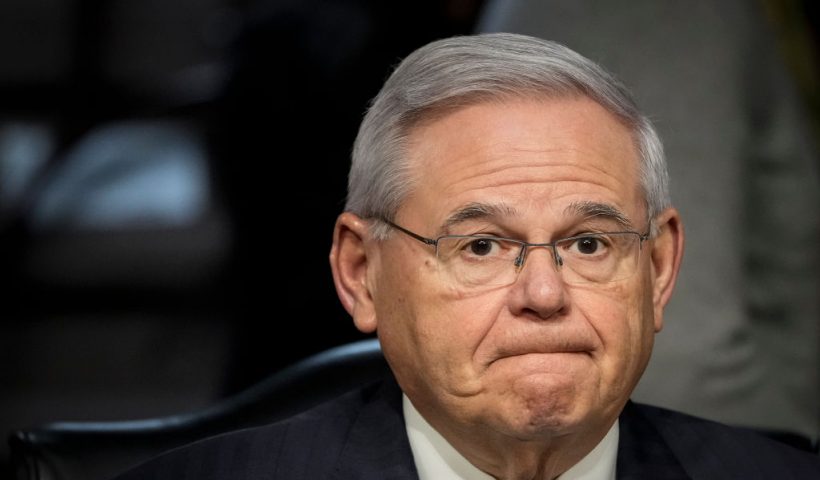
[116,33,820,479]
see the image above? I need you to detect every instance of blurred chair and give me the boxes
[8,339,388,480]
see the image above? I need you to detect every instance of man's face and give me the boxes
[353,96,676,441]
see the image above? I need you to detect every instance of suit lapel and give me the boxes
[616,401,691,479]
[330,386,692,480]
[331,378,419,480]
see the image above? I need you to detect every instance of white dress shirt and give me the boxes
[403,395,619,480]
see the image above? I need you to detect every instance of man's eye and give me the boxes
[467,238,497,256]
[568,236,608,256]
[576,237,599,254]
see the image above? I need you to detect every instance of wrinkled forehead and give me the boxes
[401,92,642,183]
[396,96,645,232]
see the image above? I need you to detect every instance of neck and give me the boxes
[411,400,618,480]
[455,427,611,479]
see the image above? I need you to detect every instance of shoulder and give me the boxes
[625,402,820,479]
[112,382,385,480]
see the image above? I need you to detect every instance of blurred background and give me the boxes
[0,0,818,477]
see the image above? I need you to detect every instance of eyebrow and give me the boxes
[437,200,634,236]
[564,201,634,230]
[438,202,518,235]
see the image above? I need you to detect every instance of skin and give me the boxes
[330,96,684,479]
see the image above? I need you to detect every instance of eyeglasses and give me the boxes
[382,219,649,290]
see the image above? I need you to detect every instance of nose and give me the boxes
[507,246,568,320]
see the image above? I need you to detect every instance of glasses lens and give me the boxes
[555,232,642,284]
[436,236,522,288]
[436,232,642,289]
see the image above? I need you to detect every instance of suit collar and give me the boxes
[616,401,690,479]
[330,381,689,480]
[331,377,419,480]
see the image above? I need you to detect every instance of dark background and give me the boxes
[0,0,816,478]
[0,0,486,476]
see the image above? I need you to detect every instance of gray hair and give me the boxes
[346,33,670,238]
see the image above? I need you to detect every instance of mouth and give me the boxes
[486,347,594,368]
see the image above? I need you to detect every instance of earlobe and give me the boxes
[329,212,379,333]
[649,207,685,332]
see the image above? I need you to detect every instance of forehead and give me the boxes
[400,96,644,231]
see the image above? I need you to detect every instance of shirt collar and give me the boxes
[403,394,619,480]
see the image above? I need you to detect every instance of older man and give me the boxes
[116,33,819,479]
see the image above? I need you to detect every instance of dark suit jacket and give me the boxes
[113,377,820,479]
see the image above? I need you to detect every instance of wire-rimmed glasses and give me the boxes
[382,219,649,289]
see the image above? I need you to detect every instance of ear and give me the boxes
[329,212,379,333]
[648,207,684,332]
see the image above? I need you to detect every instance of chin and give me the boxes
[501,409,585,441]
[500,375,593,439]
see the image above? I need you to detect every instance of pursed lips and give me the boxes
[485,339,596,367]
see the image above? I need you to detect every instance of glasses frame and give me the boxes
[381,218,650,283]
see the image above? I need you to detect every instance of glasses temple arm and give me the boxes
[382,219,437,246]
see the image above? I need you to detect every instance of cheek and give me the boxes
[411,286,505,386]
[571,282,653,379]
[374,252,500,396]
